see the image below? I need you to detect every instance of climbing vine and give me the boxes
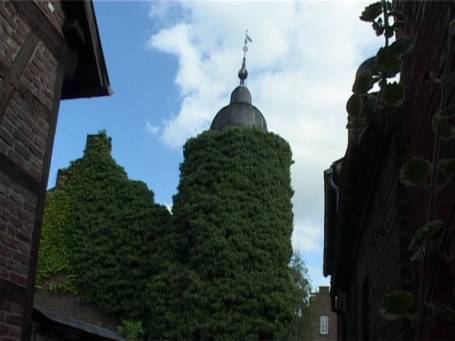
[36,188,77,293]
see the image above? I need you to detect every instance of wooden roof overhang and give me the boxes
[33,305,125,341]
[61,0,111,99]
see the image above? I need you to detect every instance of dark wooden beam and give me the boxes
[0,279,28,306]
[0,33,39,124]
[0,152,41,195]
[12,1,64,58]
[21,44,67,341]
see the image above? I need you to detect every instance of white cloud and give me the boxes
[146,120,160,135]
[147,0,381,285]
[292,223,323,253]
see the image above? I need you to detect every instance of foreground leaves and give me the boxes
[426,302,455,323]
[381,82,405,107]
[346,94,364,116]
[408,221,443,261]
[379,290,414,320]
[360,2,384,22]
[400,157,431,186]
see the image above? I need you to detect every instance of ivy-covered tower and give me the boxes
[168,39,295,339]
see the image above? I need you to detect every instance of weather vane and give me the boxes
[243,30,252,57]
[239,30,252,85]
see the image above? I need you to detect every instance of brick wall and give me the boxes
[350,142,405,340]
[309,287,337,341]
[328,2,455,340]
[0,1,67,339]
[396,1,455,339]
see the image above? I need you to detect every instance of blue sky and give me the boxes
[50,0,380,288]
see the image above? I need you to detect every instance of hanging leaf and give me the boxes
[346,94,364,117]
[438,158,455,179]
[353,70,374,95]
[381,82,405,107]
[400,157,431,186]
[408,220,443,252]
[437,105,455,118]
[360,2,383,22]
[426,302,455,322]
[372,20,384,36]
[379,290,414,320]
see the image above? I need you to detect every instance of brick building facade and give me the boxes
[0,1,110,339]
[324,1,455,340]
[308,287,337,341]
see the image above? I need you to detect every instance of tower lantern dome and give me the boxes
[209,32,267,132]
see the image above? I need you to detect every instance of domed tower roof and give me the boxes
[210,32,267,132]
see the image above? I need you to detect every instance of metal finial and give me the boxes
[238,30,252,85]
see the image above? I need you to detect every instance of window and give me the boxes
[320,315,329,335]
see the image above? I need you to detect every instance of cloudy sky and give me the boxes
[52,0,381,287]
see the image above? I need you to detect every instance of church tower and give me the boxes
[163,35,295,340]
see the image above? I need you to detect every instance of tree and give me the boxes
[283,251,314,341]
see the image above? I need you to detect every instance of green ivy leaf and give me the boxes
[408,220,443,252]
[432,116,455,141]
[363,93,379,118]
[376,47,402,77]
[410,248,425,262]
[346,94,364,116]
[360,2,383,22]
[438,158,455,179]
[384,26,394,38]
[389,37,415,56]
[372,20,384,36]
[426,302,455,322]
[449,19,455,38]
[379,290,414,320]
[356,57,379,79]
[400,157,431,186]
[381,82,405,107]
[353,70,373,95]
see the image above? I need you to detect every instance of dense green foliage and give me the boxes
[118,320,144,341]
[146,128,295,339]
[37,188,77,292]
[37,132,171,321]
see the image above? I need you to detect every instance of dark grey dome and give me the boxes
[210,85,267,131]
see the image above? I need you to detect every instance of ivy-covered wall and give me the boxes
[38,129,298,339]
[149,128,295,339]
[37,131,171,321]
